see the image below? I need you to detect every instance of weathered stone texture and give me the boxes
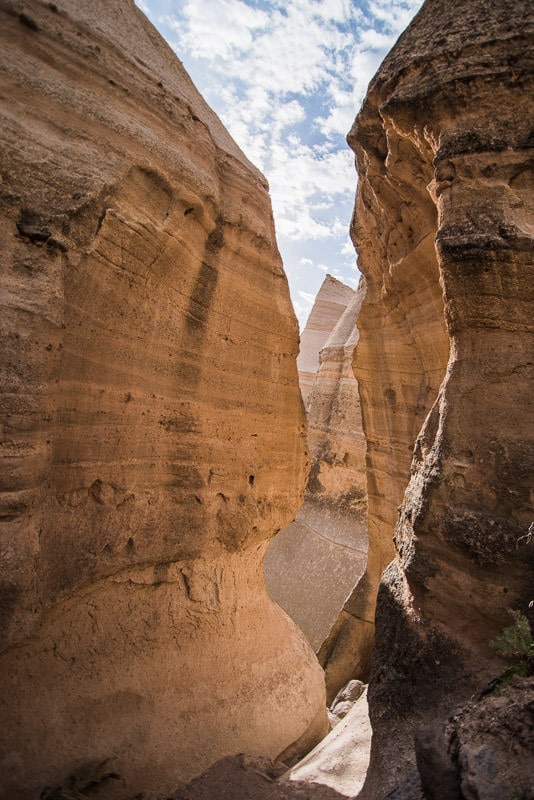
[349,0,534,795]
[297,275,354,403]
[415,677,534,800]
[305,279,367,515]
[0,1,327,797]
[305,280,371,700]
[266,278,368,660]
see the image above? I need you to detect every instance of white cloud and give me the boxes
[340,238,356,257]
[138,0,424,325]
[298,290,317,304]
[164,0,269,60]
[360,27,398,49]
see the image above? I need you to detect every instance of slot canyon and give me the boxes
[0,0,532,799]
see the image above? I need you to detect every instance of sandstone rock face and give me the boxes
[297,275,354,404]
[264,501,367,652]
[265,278,368,659]
[305,280,371,699]
[305,279,367,515]
[0,2,327,797]
[348,0,534,794]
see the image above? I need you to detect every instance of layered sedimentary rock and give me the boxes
[305,279,367,514]
[297,275,354,403]
[0,2,327,797]
[265,279,367,655]
[348,0,534,795]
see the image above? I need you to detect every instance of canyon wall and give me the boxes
[348,0,534,795]
[0,2,327,797]
[265,279,367,656]
[308,282,372,700]
[297,275,354,403]
[305,279,367,516]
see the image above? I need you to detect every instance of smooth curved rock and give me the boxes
[0,2,327,797]
[349,0,534,795]
[264,500,367,651]
[285,687,371,798]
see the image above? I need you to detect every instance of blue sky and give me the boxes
[136,0,423,327]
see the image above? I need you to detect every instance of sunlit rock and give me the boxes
[266,279,368,661]
[0,2,327,797]
[297,275,354,404]
[349,0,534,794]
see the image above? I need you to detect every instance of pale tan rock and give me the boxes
[329,679,366,722]
[305,280,371,698]
[0,2,327,797]
[297,275,355,403]
[347,0,534,795]
[266,279,368,660]
[305,279,367,514]
[284,686,371,798]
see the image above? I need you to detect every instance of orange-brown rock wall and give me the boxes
[349,0,534,794]
[0,2,327,797]
[340,27,451,693]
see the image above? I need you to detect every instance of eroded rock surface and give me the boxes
[348,0,534,795]
[265,278,368,658]
[305,279,367,516]
[297,275,354,404]
[415,677,534,800]
[264,501,367,651]
[306,281,371,700]
[0,2,327,797]
[172,754,349,800]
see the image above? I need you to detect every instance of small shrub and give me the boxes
[490,608,534,679]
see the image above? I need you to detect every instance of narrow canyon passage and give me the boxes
[265,275,368,659]
[265,499,367,652]
[1,0,533,799]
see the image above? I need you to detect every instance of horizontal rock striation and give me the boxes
[349,0,534,794]
[266,278,368,660]
[306,280,371,699]
[297,275,355,404]
[0,1,327,797]
[305,279,367,516]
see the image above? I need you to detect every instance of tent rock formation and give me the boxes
[265,277,368,654]
[297,275,355,404]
